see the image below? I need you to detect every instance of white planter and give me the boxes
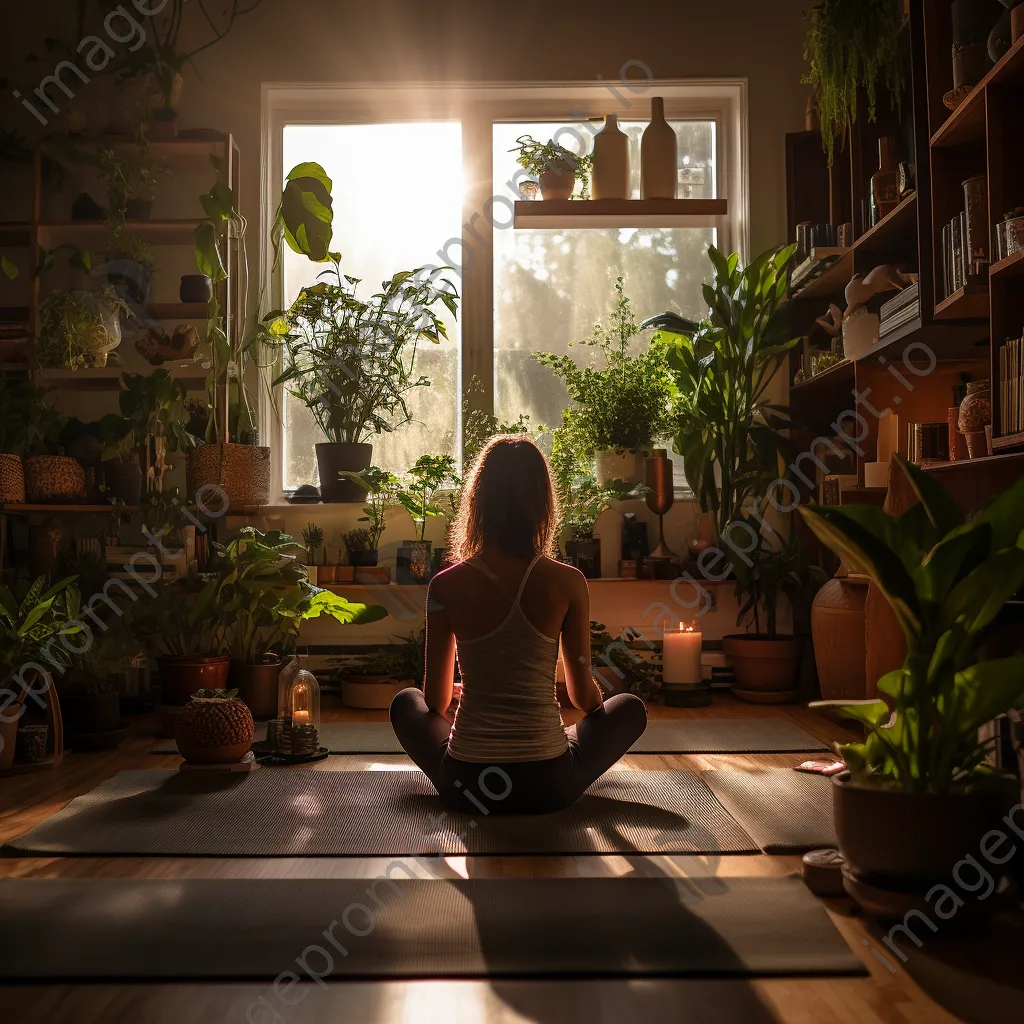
[595,450,644,487]
[342,677,408,709]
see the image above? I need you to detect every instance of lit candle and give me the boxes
[662,623,703,685]
[292,709,311,726]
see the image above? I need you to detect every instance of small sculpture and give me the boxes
[815,303,843,337]
[844,265,914,319]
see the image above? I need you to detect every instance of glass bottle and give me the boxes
[871,137,900,225]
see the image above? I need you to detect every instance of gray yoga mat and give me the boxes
[700,769,838,854]
[152,718,827,756]
[0,876,864,981]
[6,769,757,857]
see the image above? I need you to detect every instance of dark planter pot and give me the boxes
[180,274,213,303]
[125,198,153,220]
[430,547,448,578]
[230,658,283,721]
[722,634,801,701]
[834,775,1019,892]
[103,455,143,506]
[61,691,120,735]
[349,549,379,567]
[157,655,231,707]
[397,540,432,585]
[315,442,372,502]
[565,537,601,579]
[104,258,152,306]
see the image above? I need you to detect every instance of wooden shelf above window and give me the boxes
[513,198,727,229]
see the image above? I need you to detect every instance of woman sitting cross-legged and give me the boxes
[390,435,647,815]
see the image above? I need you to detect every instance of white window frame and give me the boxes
[260,79,749,501]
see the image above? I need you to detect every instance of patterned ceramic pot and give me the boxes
[958,379,991,433]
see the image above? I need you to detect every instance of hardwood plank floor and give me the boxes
[0,693,1016,1023]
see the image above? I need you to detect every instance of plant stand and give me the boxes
[0,678,64,776]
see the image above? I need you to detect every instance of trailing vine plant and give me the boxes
[802,0,905,165]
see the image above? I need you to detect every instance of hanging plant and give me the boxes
[802,0,906,165]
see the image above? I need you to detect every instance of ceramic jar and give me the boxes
[640,97,677,199]
[1005,216,1024,256]
[958,379,992,433]
[591,114,630,200]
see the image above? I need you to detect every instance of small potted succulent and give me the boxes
[174,688,255,765]
[396,455,458,585]
[510,134,593,200]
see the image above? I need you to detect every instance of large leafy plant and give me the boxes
[644,244,800,541]
[0,575,82,686]
[201,527,385,663]
[803,0,905,165]
[271,259,458,445]
[536,278,675,457]
[801,456,1024,793]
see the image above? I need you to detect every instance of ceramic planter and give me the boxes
[23,456,86,503]
[342,675,406,709]
[539,167,574,200]
[0,454,25,504]
[315,442,372,502]
[833,775,1019,891]
[180,274,213,303]
[722,634,801,702]
[229,658,282,721]
[156,655,231,707]
[595,450,643,487]
[811,578,868,700]
[397,540,432,585]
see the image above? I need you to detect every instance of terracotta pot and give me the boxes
[539,167,574,200]
[230,659,282,721]
[0,454,25,503]
[314,442,372,503]
[334,565,355,583]
[723,634,801,695]
[864,582,905,701]
[834,775,1018,889]
[811,578,868,700]
[156,655,231,707]
[318,564,336,584]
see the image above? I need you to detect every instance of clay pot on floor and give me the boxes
[811,577,868,700]
[230,658,283,721]
[723,634,801,702]
[156,655,231,707]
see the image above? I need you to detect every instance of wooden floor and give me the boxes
[0,693,1018,1024]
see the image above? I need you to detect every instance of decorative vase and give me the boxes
[811,577,868,700]
[186,443,270,507]
[0,454,25,503]
[539,167,574,200]
[644,449,676,559]
[175,689,254,765]
[180,274,213,304]
[870,138,900,226]
[958,379,991,433]
[640,97,677,199]
[76,291,121,366]
[962,174,989,271]
[397,540,432,585]
[23,456,86,503]
[595,449,643,486]
[591,114,629,200]
[314,442,371,502]
[687,510,716,560]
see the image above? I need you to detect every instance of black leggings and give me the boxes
[389,688,648,815]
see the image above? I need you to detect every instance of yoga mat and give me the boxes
[700,769,838,854]
[6,769,758,857]
[629,719,828,754]
[0,876,864,981]
[151,719,827,756]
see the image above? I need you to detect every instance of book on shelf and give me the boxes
[821,474,859,506]
[999,336,1024,437]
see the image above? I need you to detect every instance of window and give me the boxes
[265,83,747,497]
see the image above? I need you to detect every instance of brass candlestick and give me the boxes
[645,450,676,559]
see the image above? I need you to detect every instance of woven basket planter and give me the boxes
[23,456,86,503]
[186,444,270,508]
[0,454,25,504]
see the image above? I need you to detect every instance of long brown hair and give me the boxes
[451,435,558,562]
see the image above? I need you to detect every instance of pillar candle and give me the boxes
[662,624,703,684]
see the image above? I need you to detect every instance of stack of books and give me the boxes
[998,336,1024,437]
[879,281,920,341]
[942,212,968,297]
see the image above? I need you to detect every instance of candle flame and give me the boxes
[679,624,695,633]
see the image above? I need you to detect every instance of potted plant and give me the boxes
[644,244,801,544]
[335,629,426,708]
[204,527,385,718]
[590,621,658,699]
[801,456,1024,903]
[0,378,62,504]
[301,522,323,585]
[341,465,401,564]
[723,532,826,702]
[272,258,458,502]
[802,0,905,165]
[396,455,458,584]
[536,278,675,486]
[0,574,80,771]
[35,287,129,369]
[510,134,593,200]
[175,688,255,764]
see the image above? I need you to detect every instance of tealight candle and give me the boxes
[292,709,311,726]
[662,623,703,684]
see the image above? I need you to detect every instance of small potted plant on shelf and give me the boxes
[801,456,1024,910]
[723,531,826,703]
[35,287,129,370]
[396,455,458,584]
[301,522,324,585]
[340,465,401,562]
[204,526,385,718]
[510,134,593,200]
[271,259,459,502]
[536,278,675,486]
[0,574,80,772]
[0,378,62,504]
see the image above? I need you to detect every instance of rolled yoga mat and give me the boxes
[0,876,864,981]
[151,718,827,756]
[700,768,838,854]
[6,769,758,857]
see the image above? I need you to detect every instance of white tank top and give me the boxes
[447,555,569,763]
